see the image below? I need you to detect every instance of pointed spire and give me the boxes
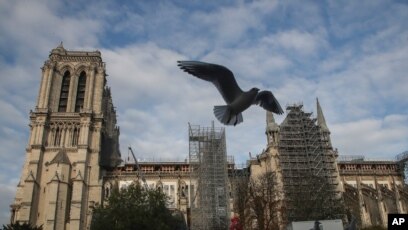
[316,98,329,132]
[50,41,66,55]
[266,111,280,146]
[266,111,279,132]
[267,110,275,123]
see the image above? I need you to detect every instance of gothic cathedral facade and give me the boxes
[10,44,121,230]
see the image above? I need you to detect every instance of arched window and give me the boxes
[75,71,87,112]
[72,127,80,146]
[105,187,110,199]
[54,127,61,146]
[58,71,71,112]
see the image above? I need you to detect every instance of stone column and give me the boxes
[19,172,38,225]
[392,176,404,213]
[42,63,55,109]
[67,71,77,112]
[70,141,89,230]
[37,64,50,108]
[85,66,95,111]
[375,178,387,227]
[28,124,35,146]
[34,121,46,146]
[70,174,86,230]
[45,175,60,230]
[92,67,104,113]
[79,122,90,146]
[357,177,370,228]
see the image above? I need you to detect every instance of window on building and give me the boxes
[72,127,80,146]
[105,187,110,199]
[75,71,87,112]
[58,71,71,112]
[54,127,62,146]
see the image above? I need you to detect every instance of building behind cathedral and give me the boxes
[11,46,408,229]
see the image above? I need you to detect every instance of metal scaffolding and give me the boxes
[278,104,343,221]
[189,122,230,230]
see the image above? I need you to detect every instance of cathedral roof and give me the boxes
[50,149,71,165]
[49,42,102,62]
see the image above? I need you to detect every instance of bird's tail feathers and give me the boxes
[213,105,243,126]
[235,113,243,125]
[214,105,228,124]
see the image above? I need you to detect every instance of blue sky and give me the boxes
[0,0,408,226]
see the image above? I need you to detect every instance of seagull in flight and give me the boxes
[177,61,284,126]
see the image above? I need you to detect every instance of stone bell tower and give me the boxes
[10,43,121,230]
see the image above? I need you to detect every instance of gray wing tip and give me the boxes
[273,104,284,115]
[256,90,285,115]
[269,106,284,115]
[177,60,187,67]
[177,60,192,72]
[177,60,200,69]
[177,60,200,65]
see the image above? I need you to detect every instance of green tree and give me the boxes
[91,183,184,230]
[2,222,43,230]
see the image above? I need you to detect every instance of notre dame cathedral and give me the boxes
[10,44,121,230]
[10,45,408,230]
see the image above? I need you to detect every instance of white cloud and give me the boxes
[331,115,408,158]
[0,185,17,227]
[0,0,102,57]
[317,42,408,122]
[0,100,26,127]
[191,1,278,45]
[101,43,227,160]
[263,30,327,56]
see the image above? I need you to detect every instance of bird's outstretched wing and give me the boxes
[177,61,243,104]
[254,91,284,114]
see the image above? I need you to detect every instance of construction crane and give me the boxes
[128,146,149,190]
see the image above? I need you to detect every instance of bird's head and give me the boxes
[251,87,260,92]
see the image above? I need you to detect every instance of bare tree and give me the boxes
[233,172,286,230]
[231,172,250,229]
[232,169,344,229]
[249,172,286,230]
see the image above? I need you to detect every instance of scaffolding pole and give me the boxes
[189,122,229,230]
